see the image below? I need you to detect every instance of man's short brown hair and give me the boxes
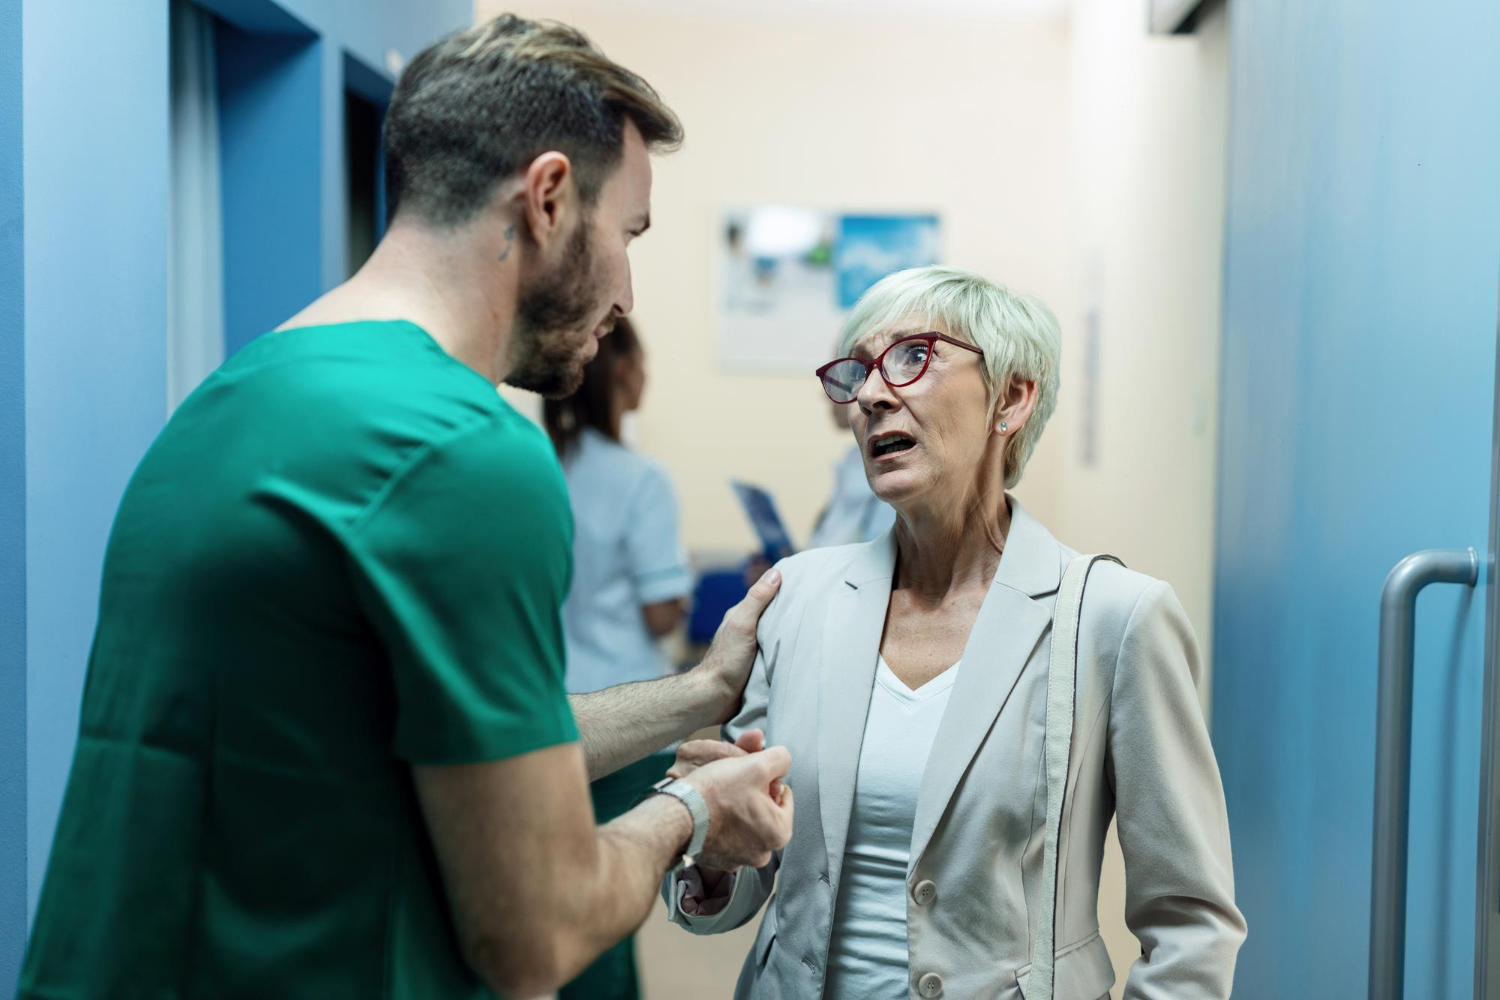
[384,14,682,227]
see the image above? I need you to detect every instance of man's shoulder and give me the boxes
[409,404,562,494]
[340,399,567,550]
[224,319,500,407]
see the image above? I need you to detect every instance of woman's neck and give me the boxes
[893,489,1012,603]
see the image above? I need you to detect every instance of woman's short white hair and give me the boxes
[837,265,1061,490]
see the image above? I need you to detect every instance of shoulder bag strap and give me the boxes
[1030,553,1123,1000]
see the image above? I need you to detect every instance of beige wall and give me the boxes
[477,2,1228,997]
[1061,0,1227,711]
[1063,0,1228,994]
[488,3,1074,552]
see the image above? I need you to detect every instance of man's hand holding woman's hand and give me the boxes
[670,728,785,803]
[671,729,789,877]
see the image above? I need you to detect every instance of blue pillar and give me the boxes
[21,0,170,919]
[1,0,27,987]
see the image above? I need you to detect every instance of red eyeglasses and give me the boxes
[815,333,984,404]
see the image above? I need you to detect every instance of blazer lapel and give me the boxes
[908,497,1065,866]
[817,530,897,880]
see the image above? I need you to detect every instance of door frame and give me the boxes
[1476,296,1500,999]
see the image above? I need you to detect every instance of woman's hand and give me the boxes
[670,729,781,797]
[669,729,757,775]
[669,729,786,890]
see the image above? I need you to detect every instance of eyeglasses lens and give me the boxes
[821,359,868,403]
[884,340,930,384]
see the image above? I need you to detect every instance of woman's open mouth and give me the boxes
[869,432,917,460]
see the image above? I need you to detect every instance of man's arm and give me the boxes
[570,671,721,781]
[415,739,793,998]
[570,568,781,780]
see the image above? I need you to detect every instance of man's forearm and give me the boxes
[570,668,730,780]
[528,795,693,995]
[498,791,690,995]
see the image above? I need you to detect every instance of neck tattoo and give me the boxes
[497,224,516,262]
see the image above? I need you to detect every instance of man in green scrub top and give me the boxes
[19,15,793,1000]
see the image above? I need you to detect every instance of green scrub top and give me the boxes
[19,320,578,999]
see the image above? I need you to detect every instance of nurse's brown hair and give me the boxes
[543,317,641,458]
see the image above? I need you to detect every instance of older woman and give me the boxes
[664,266,1245,999]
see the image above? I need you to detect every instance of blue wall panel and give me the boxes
[1214,0,1500,995]
[216,25,323,354]
[200,0,468,85]
[0,0,25,986]
[21,0,171,921]
[202,0,470,292]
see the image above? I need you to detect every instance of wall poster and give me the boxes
[717,206,941,372]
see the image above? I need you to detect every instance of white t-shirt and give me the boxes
[824,656,961,999]
[559,428,693,694]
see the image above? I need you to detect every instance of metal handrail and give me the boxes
[1370,547,1479,1000]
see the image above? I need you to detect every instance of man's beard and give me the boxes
[504,222,608,399]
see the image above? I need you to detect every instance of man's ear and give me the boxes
[520,151,574,250]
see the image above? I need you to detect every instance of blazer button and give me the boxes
[912,879,937,906]
[917,972,943,997]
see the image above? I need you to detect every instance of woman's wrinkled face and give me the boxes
[847,321,995,510]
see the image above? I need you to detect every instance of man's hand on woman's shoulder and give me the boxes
[692,568,782,723]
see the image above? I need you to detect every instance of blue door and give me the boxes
[1213,0,1500,997]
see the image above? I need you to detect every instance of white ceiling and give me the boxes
[500,0,1069,20]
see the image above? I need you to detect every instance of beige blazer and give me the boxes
[667,497,1246,999]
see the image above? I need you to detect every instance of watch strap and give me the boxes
[651,777,710,867]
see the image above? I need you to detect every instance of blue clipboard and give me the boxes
[731,481,796,563]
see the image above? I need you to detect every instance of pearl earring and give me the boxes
[1000,422,1009,433]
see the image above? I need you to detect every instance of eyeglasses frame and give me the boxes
[814,332,985,404]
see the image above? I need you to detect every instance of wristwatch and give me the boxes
[650,777,710,872]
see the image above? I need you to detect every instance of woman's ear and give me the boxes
[993,377,1039,436]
